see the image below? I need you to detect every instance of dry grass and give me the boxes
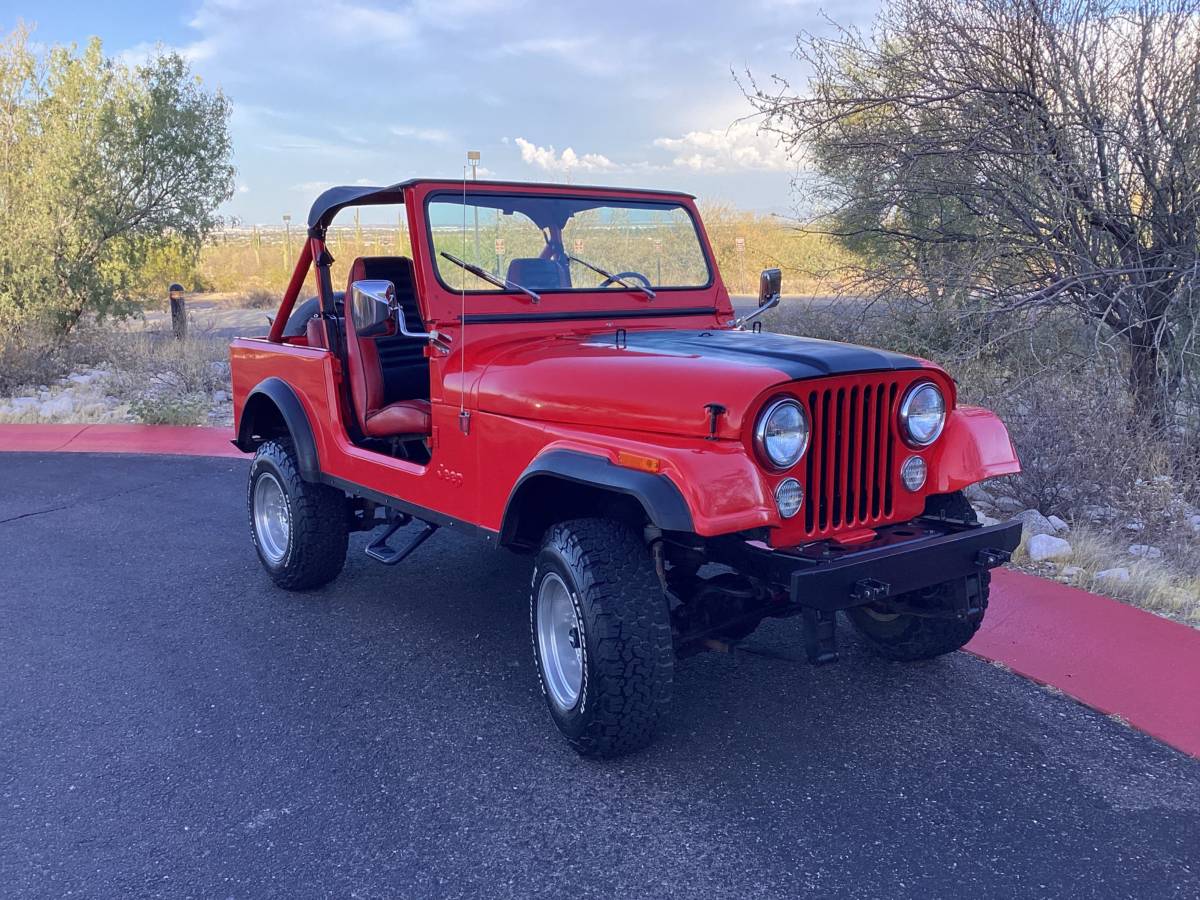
[0,321,231,427]
[1014,526,1200,623]
[101,327,230,425]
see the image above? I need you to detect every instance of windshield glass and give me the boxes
[427,193,711,293]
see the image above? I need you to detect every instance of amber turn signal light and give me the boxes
[616,450,662,473]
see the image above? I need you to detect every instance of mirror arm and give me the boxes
[395,306,454,356]
[730,293,780,330]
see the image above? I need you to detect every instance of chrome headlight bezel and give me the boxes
[899,381,946,447]
[754,397,810,470]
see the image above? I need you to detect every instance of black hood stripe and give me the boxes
[588,329,924,380]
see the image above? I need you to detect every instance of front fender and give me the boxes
[929,406,1020,494]
[503,434,776,540]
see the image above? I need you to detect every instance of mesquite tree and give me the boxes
[0,28,234,337]
[747,0,1200,428]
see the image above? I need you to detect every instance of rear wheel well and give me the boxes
[237,393,289,450]
[501,475,650,551]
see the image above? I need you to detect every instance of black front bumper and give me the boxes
[712,517,1022,612]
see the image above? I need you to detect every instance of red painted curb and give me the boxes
[968,569,1200,759]
[2,423,1197,759]
[0,424,245,458]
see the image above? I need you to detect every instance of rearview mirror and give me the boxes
[349,279,395,337]
[758,268,782,308]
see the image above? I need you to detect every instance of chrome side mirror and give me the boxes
[349,279,396,337]
[350,279,447,349]
[758,268,782,307]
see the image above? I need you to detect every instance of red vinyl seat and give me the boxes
[344,256,431,438]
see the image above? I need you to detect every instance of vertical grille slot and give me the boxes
[800,376,905,538]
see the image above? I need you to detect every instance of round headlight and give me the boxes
[755,398,809,469]
[899,382,946,446]
[775,478,804,518]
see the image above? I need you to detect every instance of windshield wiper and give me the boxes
[440,251,540,304]
[566,253,656,299]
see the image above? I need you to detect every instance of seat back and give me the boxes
[345,258,430,419]
[506,257,567,290]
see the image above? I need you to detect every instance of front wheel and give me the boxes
[846,572,989,661]
[847,490,988,660]
[530,518,674,758]
[248,438,348,590]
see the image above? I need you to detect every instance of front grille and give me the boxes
[802,377,900,536]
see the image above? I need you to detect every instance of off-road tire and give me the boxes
[531,518,674,758]
[846,491,989,661]
[248,438,348,590]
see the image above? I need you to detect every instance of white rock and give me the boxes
[38,396,76,418]
[1047,515,1069,534]
[212,389,228,403]
[1097,567,1131,582]
[964,483,994,503]
[1125,520,1145,532]
[1084,504,1120,522]
[978,515,1001,527]
[1027,533,1072,562]
[994,496,1024,513]
[1014,509,1056,537]
[1188,514,1200,534]
[67,372,97,385]
[1128,544,1163,560]
[1061,565,1084,578]
[10,397,39,410]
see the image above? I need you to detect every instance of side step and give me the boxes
[365,517,439,565]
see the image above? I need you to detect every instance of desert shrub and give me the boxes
[128,395,209,426]
[242,288,279,309]
[0,326,109,395]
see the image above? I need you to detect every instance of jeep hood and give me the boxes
[473,329,926,439]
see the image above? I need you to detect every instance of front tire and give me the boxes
[846,491,988,661]
[530,518,674,758]
[248,438,348,590]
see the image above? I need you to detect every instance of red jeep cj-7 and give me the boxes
[231,179,1022,757]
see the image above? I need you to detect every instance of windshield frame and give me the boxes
[422,189,715,297]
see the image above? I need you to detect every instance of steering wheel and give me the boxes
[599,270,652,290]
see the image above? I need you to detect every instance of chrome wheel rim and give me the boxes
[253,472,291,565]
[536,572,584,710]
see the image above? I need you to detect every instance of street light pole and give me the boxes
[468,150,480,263]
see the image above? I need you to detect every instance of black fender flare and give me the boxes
[235,377,320,481]
[500,449,694,546]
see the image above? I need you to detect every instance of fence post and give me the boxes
[168,283,187,341]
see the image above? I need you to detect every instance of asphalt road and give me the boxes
[2,453,1197,899]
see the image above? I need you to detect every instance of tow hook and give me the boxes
[851,578,890,604]
[977,548,1011,568]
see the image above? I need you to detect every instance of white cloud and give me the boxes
[653,121,794,172]
[391,126,454,144]
[515,137,615,173]
[238,183,250,194]
[291,177,374,194]
[492,36,620,76]
[325,1,415,43]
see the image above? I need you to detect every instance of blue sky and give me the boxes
[5,1,879,224]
